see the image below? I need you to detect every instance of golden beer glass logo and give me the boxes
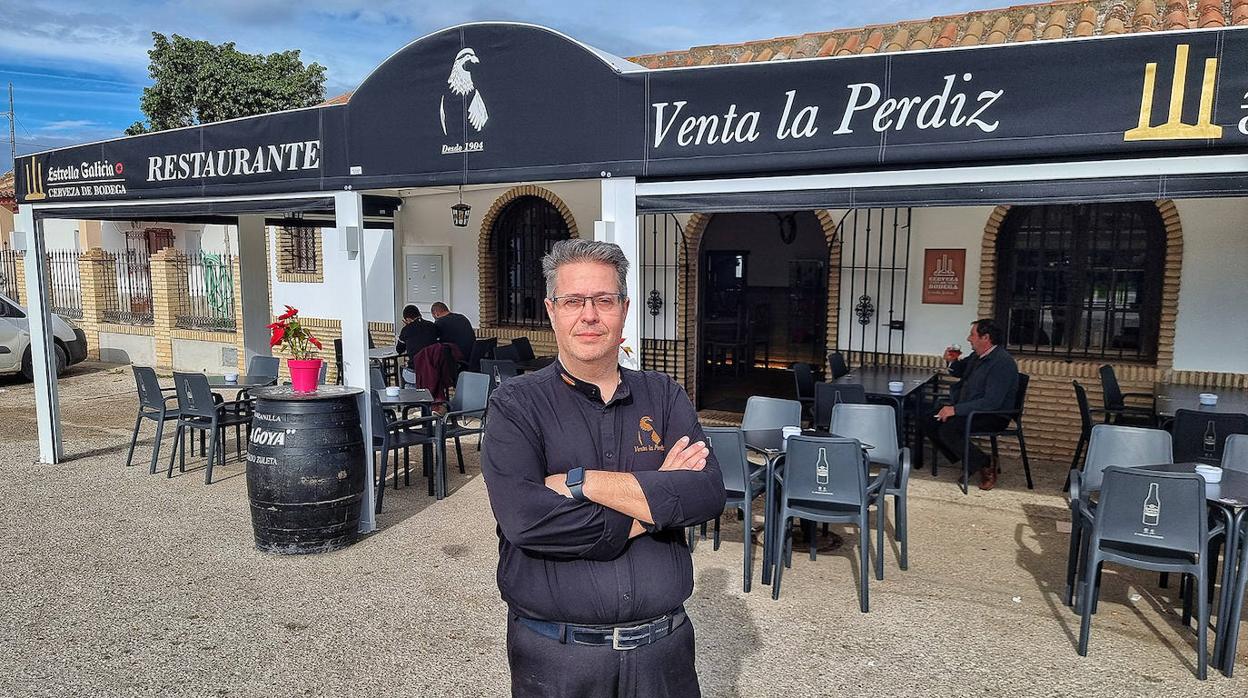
[23,157,47,201]
[1124,44,1222,142]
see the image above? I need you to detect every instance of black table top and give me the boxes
[204,374,277,389]
[514,356,557,373]
[742,428,872,455]
[369,348,402,360]
[1138,462,1248,508]
[377,388,434,406]
[1154,383,1248,418]
[830,366,938,399]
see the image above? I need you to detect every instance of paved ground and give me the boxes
[1,362,1245,697]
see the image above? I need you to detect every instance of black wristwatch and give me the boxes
[566,467,588,501]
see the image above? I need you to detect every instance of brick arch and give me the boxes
[477,185,579,328]
[976,200,1184,370]
[677,211,842,403]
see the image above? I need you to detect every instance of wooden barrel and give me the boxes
[246,385,367,554]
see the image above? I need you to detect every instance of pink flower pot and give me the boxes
[288,358,323,393]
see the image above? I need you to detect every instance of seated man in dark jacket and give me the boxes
[396,304,439,384]
[430,301,476,366]
[921,318,1019,490]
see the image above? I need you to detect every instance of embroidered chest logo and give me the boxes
[635,416,666,453]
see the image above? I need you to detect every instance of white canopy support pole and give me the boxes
[16,205,63,463]
[391,205,405,327]
[597,177,640,368]
[334,191,376,532]
[236,215,272,363]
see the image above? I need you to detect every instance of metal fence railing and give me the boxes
[0,249,20,301]
[102,250,154,325]
[45,250,83,319]
[174,253,236,332]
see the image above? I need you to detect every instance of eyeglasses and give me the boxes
[549,294,626,313]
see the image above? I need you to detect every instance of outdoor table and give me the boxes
[743,428,872,585]
[1153,383,1248,419]
[203,374,277,390]
[1135,462,1248,675]
[369,348,403,384]
[377,387,441,498]
[514,356,556,374]
[830,366,937,468]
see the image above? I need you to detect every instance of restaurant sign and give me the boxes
[922,249,966,305]
[14,24,1248,205]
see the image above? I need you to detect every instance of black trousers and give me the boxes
[506,613,701,698]
[920,413,1009,473]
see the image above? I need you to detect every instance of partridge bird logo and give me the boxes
[440,48,488,136]
[638,416,662,447]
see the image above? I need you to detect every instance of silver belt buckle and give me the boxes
[611,623,646,650]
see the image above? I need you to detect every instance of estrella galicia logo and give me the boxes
[635,416,665,453]
[439,47,488,156]
[22,156,47,201]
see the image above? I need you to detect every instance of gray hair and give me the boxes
[541,239,629,298]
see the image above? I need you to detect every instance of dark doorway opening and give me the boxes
[698,212,828,413]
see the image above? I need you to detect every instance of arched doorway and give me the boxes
[489,195,572,328]
[698,211,829,412]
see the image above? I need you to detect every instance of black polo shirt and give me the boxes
[481,360,725,625]
[434,312,476,363]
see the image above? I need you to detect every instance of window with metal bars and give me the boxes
[995,203,1165,361]
[492,197,571,327]
[279,225,319,275]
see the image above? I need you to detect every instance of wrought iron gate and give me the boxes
[637,214,690,388]
[835,208,913,367]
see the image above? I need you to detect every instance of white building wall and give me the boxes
[901,206,994,356]
[268,226,395,324]
[1172,198,1248,374]
[396,180,603,325]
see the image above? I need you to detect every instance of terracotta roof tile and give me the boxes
[1235,0,1248,24]
[1165,0,1192,29]
[961,19,986,44]
[817,36,840,56]
[0,171,14,200]
[910,25,935,49]
[836,34,863,55]
[1134,0,1159,26]
[986,15,1012,43]
[1074,6,1098,35]
[1197,0,1225,26]
[861,29,885,53]
[319,92,352,106]
[735,50,755,63]
[754,47,775,61]
[1104,16,1128,32]
[1042,9,1069,38]
[934,22,960,47]
[884,28,910,52]
[1014,12,1038,41]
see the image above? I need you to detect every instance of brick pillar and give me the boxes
[149,247,185,370]
[231,254,248,372]
[76,248,114,360]
[11,252,25,305]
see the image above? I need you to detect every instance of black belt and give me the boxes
[516,608,687,651]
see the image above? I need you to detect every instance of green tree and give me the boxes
[125,33,327,135]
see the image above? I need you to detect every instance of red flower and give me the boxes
[270,324,286,347]
[308,336,322,350]
[278,305,298,321]
[267,321,286,330]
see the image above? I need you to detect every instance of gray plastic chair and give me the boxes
[1171,409,1248,466]
[1222,434,1248,473]
[167,372,252,484]
[1065,425,1172,606]
[1064,380,1103,492]
[1076,467,1221,680]
[813,383,867,432]
[437,371,491,483]
[126,366,180,475]
[1098,364,1156,427]
[370,367,388,391]
[832,403,912,572]
[771,436,888,610]
[371,391,440,512]
[741,396,802,432]
[704,427,767,593]
[959,372,1033,493]
[827,351,850,379]
[509,336,536,362]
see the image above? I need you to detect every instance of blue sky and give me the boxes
[0,0,991,172]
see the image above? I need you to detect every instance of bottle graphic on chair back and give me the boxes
[1202,421,1217,460]
[815,447,829,489]
[1142,482,1161,527]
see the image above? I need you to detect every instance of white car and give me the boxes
[0,293,89,380]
